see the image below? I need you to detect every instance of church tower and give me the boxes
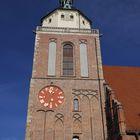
[26,1,107,139]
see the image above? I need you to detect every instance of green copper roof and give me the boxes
[59,0,73,9]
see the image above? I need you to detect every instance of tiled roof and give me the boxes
[103,66,140,131]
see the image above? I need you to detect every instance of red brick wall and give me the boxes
[26,32,106,140]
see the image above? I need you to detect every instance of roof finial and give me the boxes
[59,0,73,9]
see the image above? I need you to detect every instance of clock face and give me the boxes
[38,85,64,109]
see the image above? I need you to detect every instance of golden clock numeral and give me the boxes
[39,96,45,99]
[58,100,62,104]
[40,99,45,103]
[45,88,48,91]
[41,91,45,94]
[58,92,62,95]
[58,96,64,99]
[44,103,49,107]
[49,87,54,93]
[55,103,58,107]
[55,88,58,91]
[49,102,52,108]
[50,87,54,90]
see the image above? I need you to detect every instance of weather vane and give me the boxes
[59,0,73,9]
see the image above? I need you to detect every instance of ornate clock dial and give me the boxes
[38,85,64,109]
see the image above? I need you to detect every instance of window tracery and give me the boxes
[63,43,73,75]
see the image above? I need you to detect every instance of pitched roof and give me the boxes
[103,66,140,131]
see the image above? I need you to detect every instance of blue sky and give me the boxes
[0,0,140,139]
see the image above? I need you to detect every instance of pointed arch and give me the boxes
[73,119,82,133]
[45,111,54,139]
[81,95,91,139]
[32,111,45,139]
[63,43,74,75]
[91,96,103,139]
[55,119,64,140]
[55,113,64,122]
[91,96,99,112]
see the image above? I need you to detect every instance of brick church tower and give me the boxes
[26,0,107,139]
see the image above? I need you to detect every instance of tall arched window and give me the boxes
[63,44,73,75]
[74,99,79,111]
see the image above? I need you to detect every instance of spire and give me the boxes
[59,0,73,9]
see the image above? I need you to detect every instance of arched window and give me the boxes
[72,136,79,140]
[63,44,73,75]
[74,99,79,111]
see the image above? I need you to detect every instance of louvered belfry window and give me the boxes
[63,44,73,76]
